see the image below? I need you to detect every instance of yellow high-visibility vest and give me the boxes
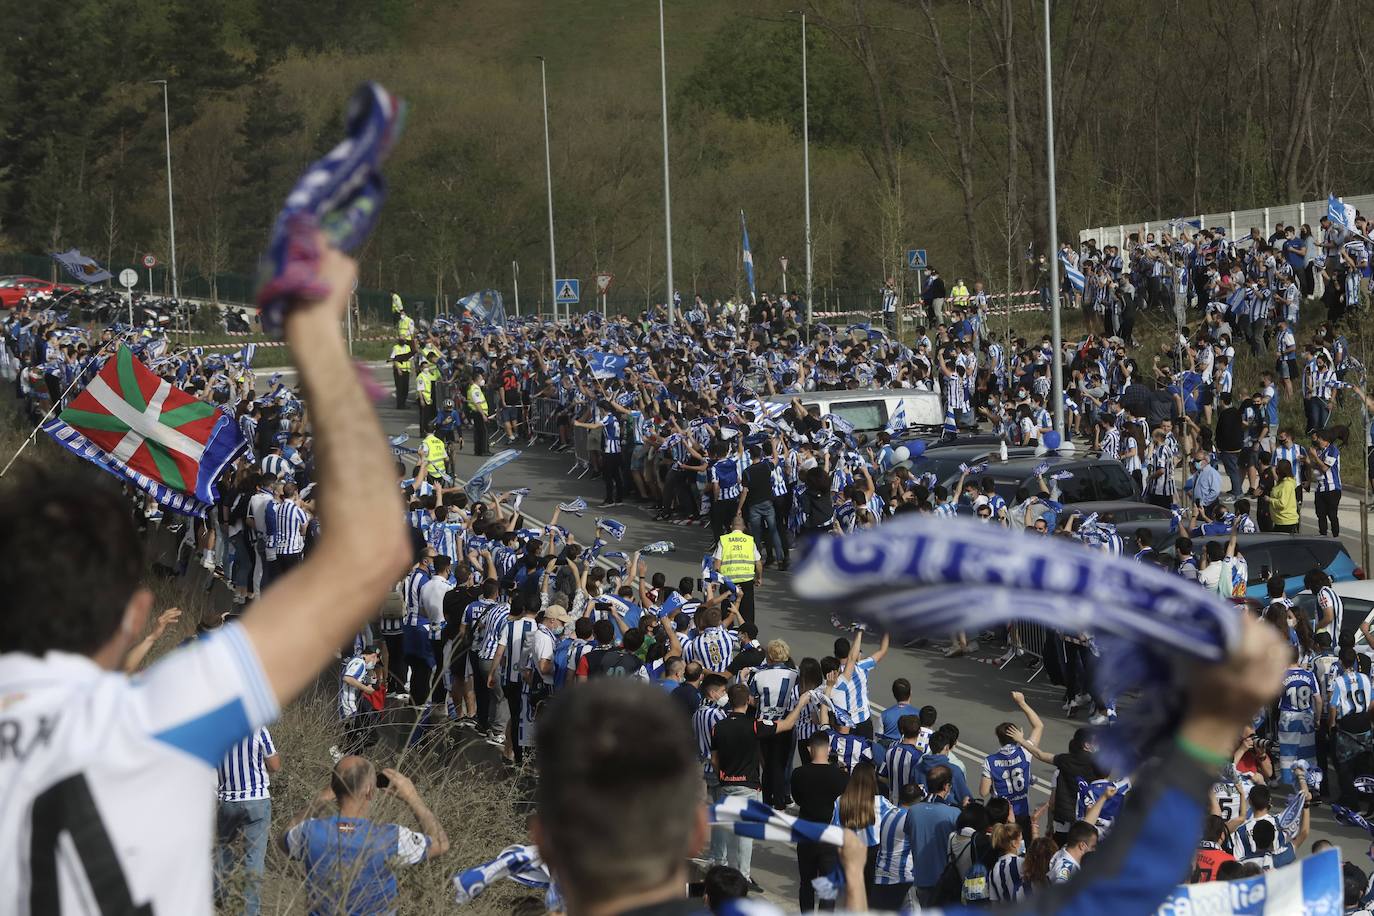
[718,531,757,583]
[421,434,447,476]
[391,292,404,314]
[417,368,438,404]
[390,344,412,373]
[950,283,969,304]
[397,315,415,338]
[467,382,488,415]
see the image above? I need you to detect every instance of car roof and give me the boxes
[766,388,940,405]
[984,456,1088,475]
[1193,534,1348,547]
[1063,500,1168,515]
[1332,580,1374,599]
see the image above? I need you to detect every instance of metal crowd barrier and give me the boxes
[999,621,1051,682]
[529,397,562,440]
[570,426,591,478]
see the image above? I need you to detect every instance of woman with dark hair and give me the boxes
[832,760,892,900]
[1021,836,1059,891]
[1264,458,1299,533]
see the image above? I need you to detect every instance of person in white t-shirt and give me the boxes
[0,244,411,915]
[1049,821,1098,883]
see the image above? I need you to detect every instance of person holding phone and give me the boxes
[279,757,449,914]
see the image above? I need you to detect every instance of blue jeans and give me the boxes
[746,499,785,563]
[216,797,272,915]
[721,785,762,878]
[1218,450,1242,496]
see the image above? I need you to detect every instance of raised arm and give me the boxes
[241,246,411,707]
[1012,690,1044,746]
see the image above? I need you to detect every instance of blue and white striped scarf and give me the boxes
[558,496,588,516]
[451,844,561,910]
[596,517,627,541]
[709,795,844,847]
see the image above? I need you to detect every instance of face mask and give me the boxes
[715,693,730,708]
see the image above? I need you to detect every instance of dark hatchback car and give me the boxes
[906,443,1040,488]
[973,456,1140,506]
[1190,534,1362,599]
[1060,500,1180,551]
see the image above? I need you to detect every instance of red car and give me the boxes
[0,276,79,308]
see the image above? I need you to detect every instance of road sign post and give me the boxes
[119,268,138,325]
[143,253,158,295]
[780,256,789,295]
[595,273,614,318]
[555,278,581,309]
[905,248,927,271]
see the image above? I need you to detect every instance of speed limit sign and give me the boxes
[142,253,158,269]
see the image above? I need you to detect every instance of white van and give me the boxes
[765,388,944,438]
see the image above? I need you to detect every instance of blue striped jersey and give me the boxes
[427,522,463,563]
[1099,427,1120,460]
[828,730,876,773]
[1316,585,1344,642]
[218,727,277,802]
[463,599,493,632]
[682,626,739,674]
[1279,667,1319,714]
[981,744,1033,817]
[602,413,623,454]
[1315,444,1341,492]
[883,742,923,803]
[499,617,538,684]
[795,688,831,743]
[1330,670,1371,719]
[1272,443,1301,471]
[477,604,511,660]
[338,656,371,719]
[693,703,727,773]
[873,803,913,884]
[273,501,308,555]
[407,508,432,533]
[749,664,798,719]
[990,853,1028,902]
[260,453,291,480]
[830,657,876,726]
[830,794,896,849]
[710,458,742,500]
[402,569,430,617]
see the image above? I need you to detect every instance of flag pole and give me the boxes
[1043,0,1064,438]
[0,334,123,479]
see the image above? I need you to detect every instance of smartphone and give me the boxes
[375,772,390,790]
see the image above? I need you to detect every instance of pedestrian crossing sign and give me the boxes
[556,279,581,304]
[906,248,927,270]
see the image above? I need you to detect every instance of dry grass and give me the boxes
[0,396,541,915]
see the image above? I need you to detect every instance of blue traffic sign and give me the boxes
[555,278,581,303]
[906,248,927,270]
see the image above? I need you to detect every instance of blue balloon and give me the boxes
[908,440,927,459]
[1043,431,1062,450]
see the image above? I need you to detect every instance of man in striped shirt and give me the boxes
[271,485,310,576]
[1302,352,1337,434]
[883,715,926,803]
[692,674,731,867]
[1307,428,1343,537]
[831,631,889,738]
[215,727,280,916]
[681,607,739,674]
[490,595,538,763]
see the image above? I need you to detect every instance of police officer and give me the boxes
[416,359,440,434]
[467,368,492,457]
[389,338,413,410]
[396,308,416,341]
[714,515,762,625]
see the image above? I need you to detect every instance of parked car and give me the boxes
[903,443,1039,487]
[1192,534,1362,599]
[1291,580,1374,656]
[975,456,1140,506]
[0,275,77,308]
[766,388,944,438]
[1060,500,1180,551]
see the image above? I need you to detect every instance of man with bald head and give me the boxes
[279,756,448,914]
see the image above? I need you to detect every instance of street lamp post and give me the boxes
[800,11,814,326]
[1042,1,1064,437]
[658,0,676,323]
[537,57,559,323]
[150,79,179,302]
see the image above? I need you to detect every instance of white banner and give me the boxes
[1155,847,1341,916]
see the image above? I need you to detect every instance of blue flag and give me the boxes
[578,350,629,380]
[51,248,112,285]
[1059,251,1085,293]
[457,289,506,327]
[885,399,907,435]
[740,210,756,304]
[1328,193,1356,231]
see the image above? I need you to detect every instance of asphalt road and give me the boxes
[320,364,1374,902]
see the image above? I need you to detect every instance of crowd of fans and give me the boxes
[1,216,1372,915]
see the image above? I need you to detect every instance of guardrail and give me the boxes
[999,621,1051,682]
[570,426,591,478]
[529,397,561,441]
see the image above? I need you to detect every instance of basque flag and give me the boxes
[42,345,246,516]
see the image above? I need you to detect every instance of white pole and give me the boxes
[801,11,814,326]
[152,80,179,302]
[1043,0,1064,437]
[512,259,521,316]
[658,0,676,323]
[538,58,558,323]
[347,291,354,355]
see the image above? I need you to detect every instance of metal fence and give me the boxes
[529,397,562,441]
[1078,192,1374,250]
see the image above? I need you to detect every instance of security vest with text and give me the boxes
[421,434,447,477]
[467,382,488,416]
[718,531,757,583]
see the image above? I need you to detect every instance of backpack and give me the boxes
[934,831,992,907]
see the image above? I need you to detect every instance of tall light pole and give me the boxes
[795,11,814,326]
[657,0,676,322]
[150,79,179,302]
[1042,2,1064,437]
[537,57,559,323]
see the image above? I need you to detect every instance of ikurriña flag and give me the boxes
[41,345,247,517]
